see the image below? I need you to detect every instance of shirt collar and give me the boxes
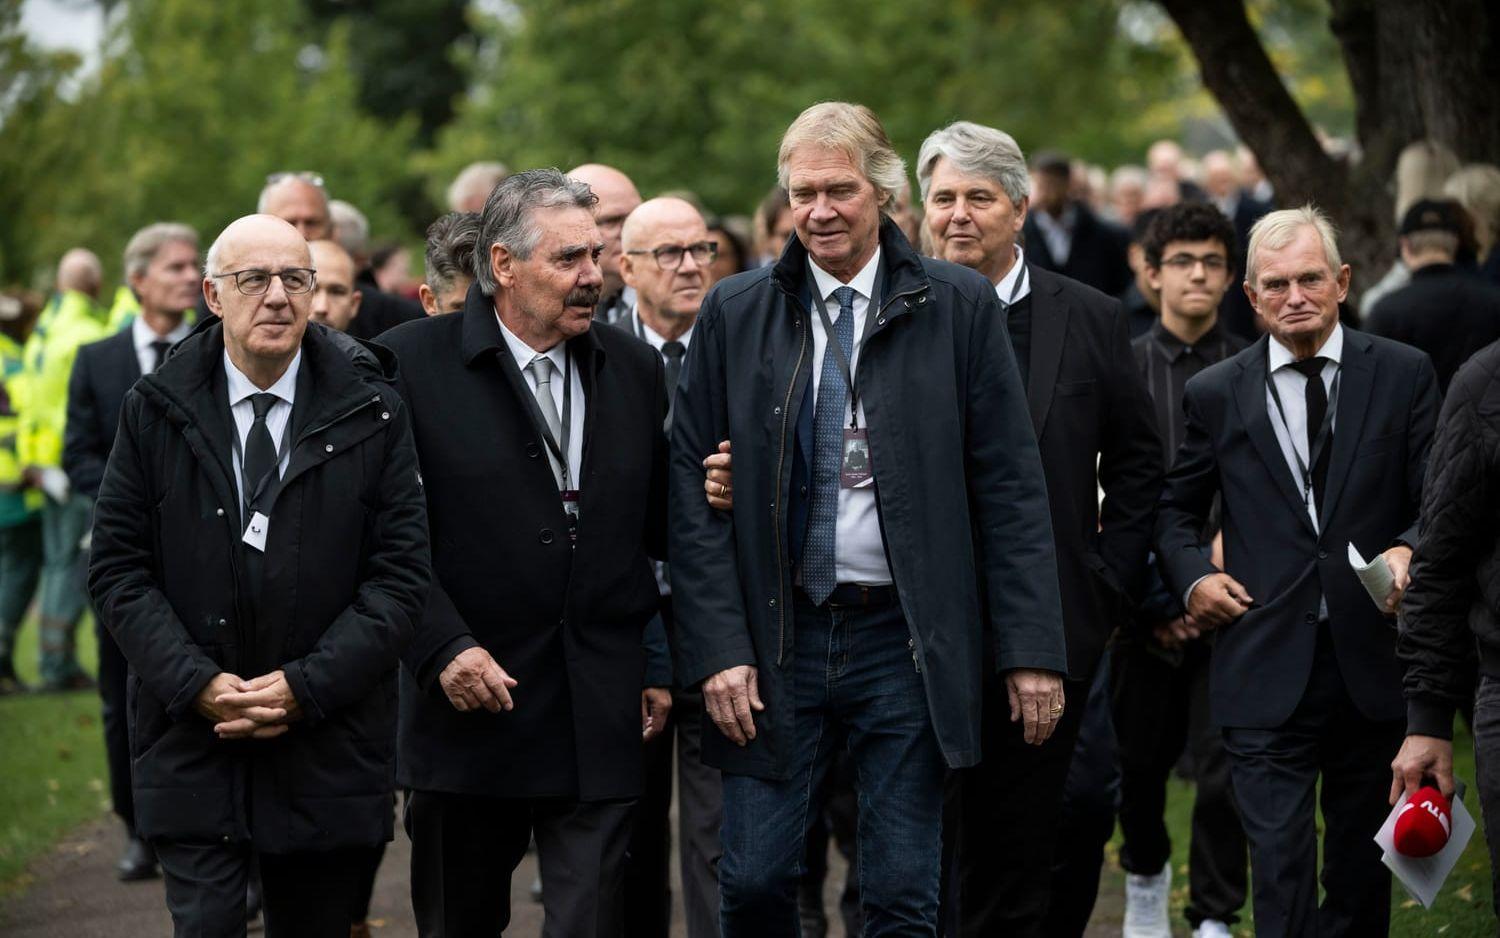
[1268,321,1344,372]
[630,307,694,351]
[132,314,192,354]
[495,309,567,377]
[994,245,1030,304]
[223,348,301,409]
[1150,318,1225,361]
[809,245,882,305]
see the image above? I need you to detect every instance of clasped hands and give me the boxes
[194,669,301,740]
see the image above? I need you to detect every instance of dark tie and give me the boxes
[1289,357,1330,510]
[661,340,687,432]
[803,286,856,605]
[241,392,279,518]
[149,340,170,373]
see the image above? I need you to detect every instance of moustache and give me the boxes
[566,287,601,308]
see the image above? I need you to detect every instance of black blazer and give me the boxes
[1365,263,1500,394]
[1155,330,1441,729]
[1023,266,1163,678]
[64,329,142,499]
[382,286,668,801]
[1023,203,1133,298]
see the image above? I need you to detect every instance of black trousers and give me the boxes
[1222,626,1404,938]
[96,616,133,831]
[673,689,724,938]
[944,671,1093,937]
[624,704,675,937]
[406,789,635,937]
[156,841,381,938]
[1112,634,1247,926]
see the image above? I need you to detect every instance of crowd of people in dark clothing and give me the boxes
[3,100,1500,938]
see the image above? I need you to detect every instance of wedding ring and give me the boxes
[1049,705,1063,714]
[718,482,728,497]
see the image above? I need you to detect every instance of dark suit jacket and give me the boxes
[1365,263,1500,393]
[351,271,423,341]
[382,285,668,801]
[1155,330,1441,729]
[1023,202,1132,298]
[1021,266,1163,677]
[64,329,142,499]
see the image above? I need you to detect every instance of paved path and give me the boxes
[0,811,1135,936]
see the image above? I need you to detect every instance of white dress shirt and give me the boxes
[1265,323,1343,532]
[628,307,695,359]
[993,245,1032,305]
[497,314,585,488]
[1032,206,1076,267]
[224,350,300,517]
[808,248,892,586]
[133,316,192,376]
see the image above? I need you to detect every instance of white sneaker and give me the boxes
[1123,861,1172,938]
[1193,920,1232,938]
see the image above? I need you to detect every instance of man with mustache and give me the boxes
[382,169,669,936]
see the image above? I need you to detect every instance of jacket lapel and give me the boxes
[116,330,143,382]
[1026,266,1067,435]
[1317,330,1375,528]
[1232,337,1317,536]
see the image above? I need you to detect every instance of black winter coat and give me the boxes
[1400,338,1500,737]
[669,218,1066,780]
[88,320,429,853]
[381,291,668,802]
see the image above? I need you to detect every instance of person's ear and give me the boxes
[419,283,437,316]
[492,243,516,290]
[203,277,223,318]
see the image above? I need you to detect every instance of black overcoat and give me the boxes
[88,320,430,853]
[381,291,668,802]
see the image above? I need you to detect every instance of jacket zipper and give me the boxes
[773,310,810,665]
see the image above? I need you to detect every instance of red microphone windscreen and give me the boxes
[1394,786,1452,858]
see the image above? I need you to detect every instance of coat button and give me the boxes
[381,411,390,420]
[526,442,540,458]
[768,598,777,608]
[877,317,886,326]
[539,529,554,544]
[774,406,782,415]
[904,300,912,308]
[1318,549,1328,559]
[1304,612,1317,623]
[216,508,225,517]
[324,444,334,453]
[218,618,227,627]
[918,295,927,304]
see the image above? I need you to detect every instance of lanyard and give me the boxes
[528,350,573,491]
[1266,363,1340,507]
[809,260,884,429]
[999,260,1028,308]
[229,401,294,517]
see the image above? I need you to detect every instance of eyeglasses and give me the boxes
[265,171,325,188]
[626,241,719,271]
[1161,253,1229,272]
[210,267,317,296]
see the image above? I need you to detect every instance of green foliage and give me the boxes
[0,0,418,287]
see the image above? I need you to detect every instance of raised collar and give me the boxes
[1268,321,1344,372]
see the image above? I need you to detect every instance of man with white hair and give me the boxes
[670,102,1065,936]
[1156,206,1440,936]
[65,222,200,882]
[447,161,509,213]
[258,172,332,241]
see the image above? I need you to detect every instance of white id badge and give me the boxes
[242,511,270,552]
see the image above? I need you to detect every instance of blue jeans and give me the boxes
[719,593,945,937]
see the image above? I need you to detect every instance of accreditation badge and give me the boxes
[840,428,874,489]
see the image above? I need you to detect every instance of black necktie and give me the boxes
[661,341,687,432]
[1289,357,1330,510]
[149,340,171,373]
[241,392,279,517]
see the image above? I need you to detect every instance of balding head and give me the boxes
[1147,140,1184,178]
[258,175,332,241]
[448,161,509,213]
[57,248,103,298]
[205,215,314,384]
[308,239,362,332]
[620,198,711,337]
[566,163,642,295]
[1201,150,1237,200]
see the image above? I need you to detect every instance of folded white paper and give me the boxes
[1348,543,1395,611]
[1374,785,1477,909]
[38,466,69,503]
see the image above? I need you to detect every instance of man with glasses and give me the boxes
[567,163,643,324]
[258,172,332,241]
[617,196,720,937]
[89,213,429,937]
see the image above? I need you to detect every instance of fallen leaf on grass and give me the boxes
[1456,883,1474,902]
[1402,899,1419,908]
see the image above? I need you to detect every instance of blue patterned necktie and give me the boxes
[803,286,856,605]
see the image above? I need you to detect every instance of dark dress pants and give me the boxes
[156,841,380,938]
[674,688,724,938]
[95,616,134,831]
[1112,634,1247,927]
[625,704,674,936]
[1472,675,1500,923]
[406,789,635,937]
[944,669,1093,938]
[1222,625,1404,938]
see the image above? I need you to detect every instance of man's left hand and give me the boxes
[212,669,302,739]
[1382,545,1414,615]
[1004,668,1065,746]
[641,687,673,741]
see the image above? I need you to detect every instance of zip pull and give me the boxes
[908,637,920,673]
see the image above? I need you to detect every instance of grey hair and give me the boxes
[425,211,482,293]
[328,200,369,257]
[123,223,198,278]
[447,161,510,212]
[915,121,1031,205]
[1245,205,1343,287]
[256,174,329,214]
[473,168,598,296]
[777,102,907,209]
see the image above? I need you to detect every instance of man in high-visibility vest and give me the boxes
[19,248,109,690]
[0,291,44,694]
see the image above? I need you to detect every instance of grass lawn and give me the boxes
[0,613,108,897]
[1096,722,1496,936]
